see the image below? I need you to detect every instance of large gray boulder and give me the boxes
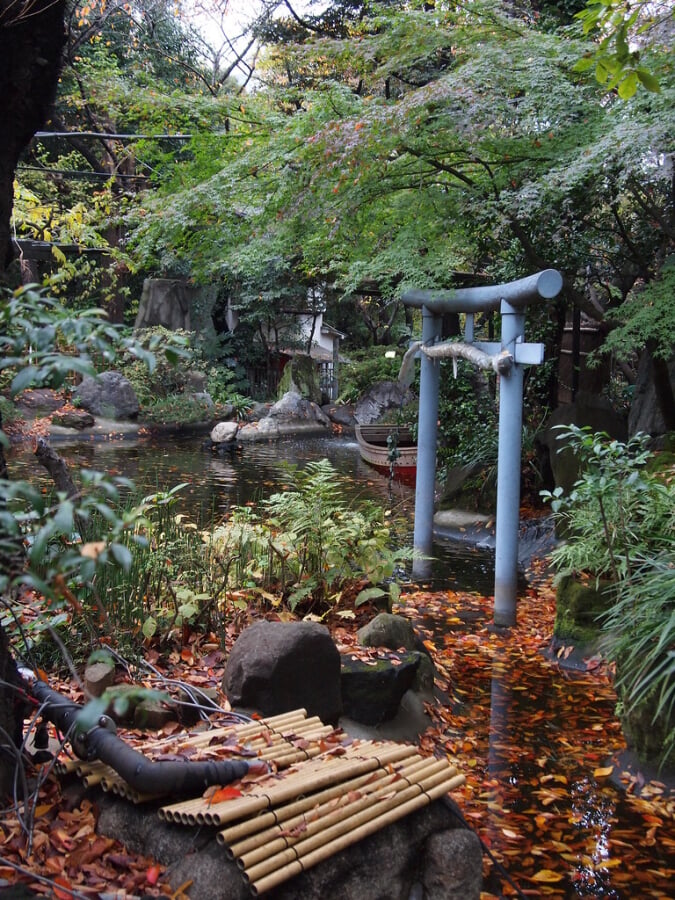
[222,621,342,724]
[539,392,627,494]
[267,390,330,425]
[96,788,482,900]
[322,402,357,428]
[354,381,415,425]
[73,371,139,420]
[238,391,331,440]
[210,421,239,444]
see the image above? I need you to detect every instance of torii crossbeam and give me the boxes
[402,269,563,627]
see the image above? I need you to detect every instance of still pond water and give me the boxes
[8,432,496,595]
[8,433,672,898]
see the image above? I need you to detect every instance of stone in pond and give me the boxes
[340,651,421,725]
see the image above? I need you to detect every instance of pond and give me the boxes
[7,432,497,596]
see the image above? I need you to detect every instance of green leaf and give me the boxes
[636,68,660,92]
[110,542,133,570]
[617,71,638,99]
[10,366,39,395]
[142,616,157,639]
[355,586,387,606]
[74,697,109,735]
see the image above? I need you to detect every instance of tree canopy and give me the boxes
[125,3,673,335]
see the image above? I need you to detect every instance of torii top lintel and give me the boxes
[401,269,563,314]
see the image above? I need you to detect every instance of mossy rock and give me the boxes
[553,575,615,645]
[618,683,674,775]
[278,355,321,404]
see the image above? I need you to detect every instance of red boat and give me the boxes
[355,424,417,486]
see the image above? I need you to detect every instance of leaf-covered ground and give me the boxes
[2,569,673,898]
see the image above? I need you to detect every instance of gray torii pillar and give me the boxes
[403,269,563,627]
[411,306,442,580]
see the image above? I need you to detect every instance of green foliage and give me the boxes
[542,426,672,582]
[338,349,405,404]
[574,0,672,97]
[122,0,673,401]
[73,484,231,646]
[114,325,252,423]
[542,426,675,767]
[206,460,413,613]
[437,362,498,474]
[600,259,675,362]
[602,553,675,766]
[137,394,215,426]
[115,326,194,406]
[0,285,191,665]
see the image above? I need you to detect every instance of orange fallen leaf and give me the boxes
[53,876,74,900]
[593,766,614,778]
[146,863,162,884]
[531,868,565,883]
[208,786,243,805]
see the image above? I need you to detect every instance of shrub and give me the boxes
[338,349,404,404]
[206,459,413,613]
[543,426,675,770]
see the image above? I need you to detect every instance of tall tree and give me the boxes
[127,0,673,397]
[0,0,67,272]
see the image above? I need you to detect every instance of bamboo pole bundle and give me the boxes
[229,757,447,867]
[159,713,321,754]
[199,743,419,827]
[248,770,466,895]
[138,714,328,770]
[243,765,457,882]
[217,754,428,848]
[217,765,396,846]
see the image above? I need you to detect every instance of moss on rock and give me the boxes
[553,575,615,645]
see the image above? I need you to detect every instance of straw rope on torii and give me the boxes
[398,339,514,387]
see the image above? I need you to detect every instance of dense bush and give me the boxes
[543,426,675,769]
[338,349,405,404]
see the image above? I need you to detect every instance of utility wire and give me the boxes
[34,131,199,140]
[17,165,149,181]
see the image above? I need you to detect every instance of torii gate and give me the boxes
[401,269,563,628]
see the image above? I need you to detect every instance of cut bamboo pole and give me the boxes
[200,744,417,827]
[249,772,466,895]
[233,758,449,868]
[81,771,106,788]
[243,766,458,883]
[217,765,396,846]
[225,756,437,857]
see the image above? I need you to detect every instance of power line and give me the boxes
[17,165,149,181]
[34,131,206,140]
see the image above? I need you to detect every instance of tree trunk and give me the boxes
[0,0,67,791]
[0,0,67,270]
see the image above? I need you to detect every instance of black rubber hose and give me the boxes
[30,678,257,797]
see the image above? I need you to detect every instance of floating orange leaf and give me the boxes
[531,869,565,883]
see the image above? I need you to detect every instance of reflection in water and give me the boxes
[8,432,498,606]
[415,590,664,900]
[7,434,496,594]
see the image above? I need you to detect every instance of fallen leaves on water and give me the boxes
[401,578,674,898]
